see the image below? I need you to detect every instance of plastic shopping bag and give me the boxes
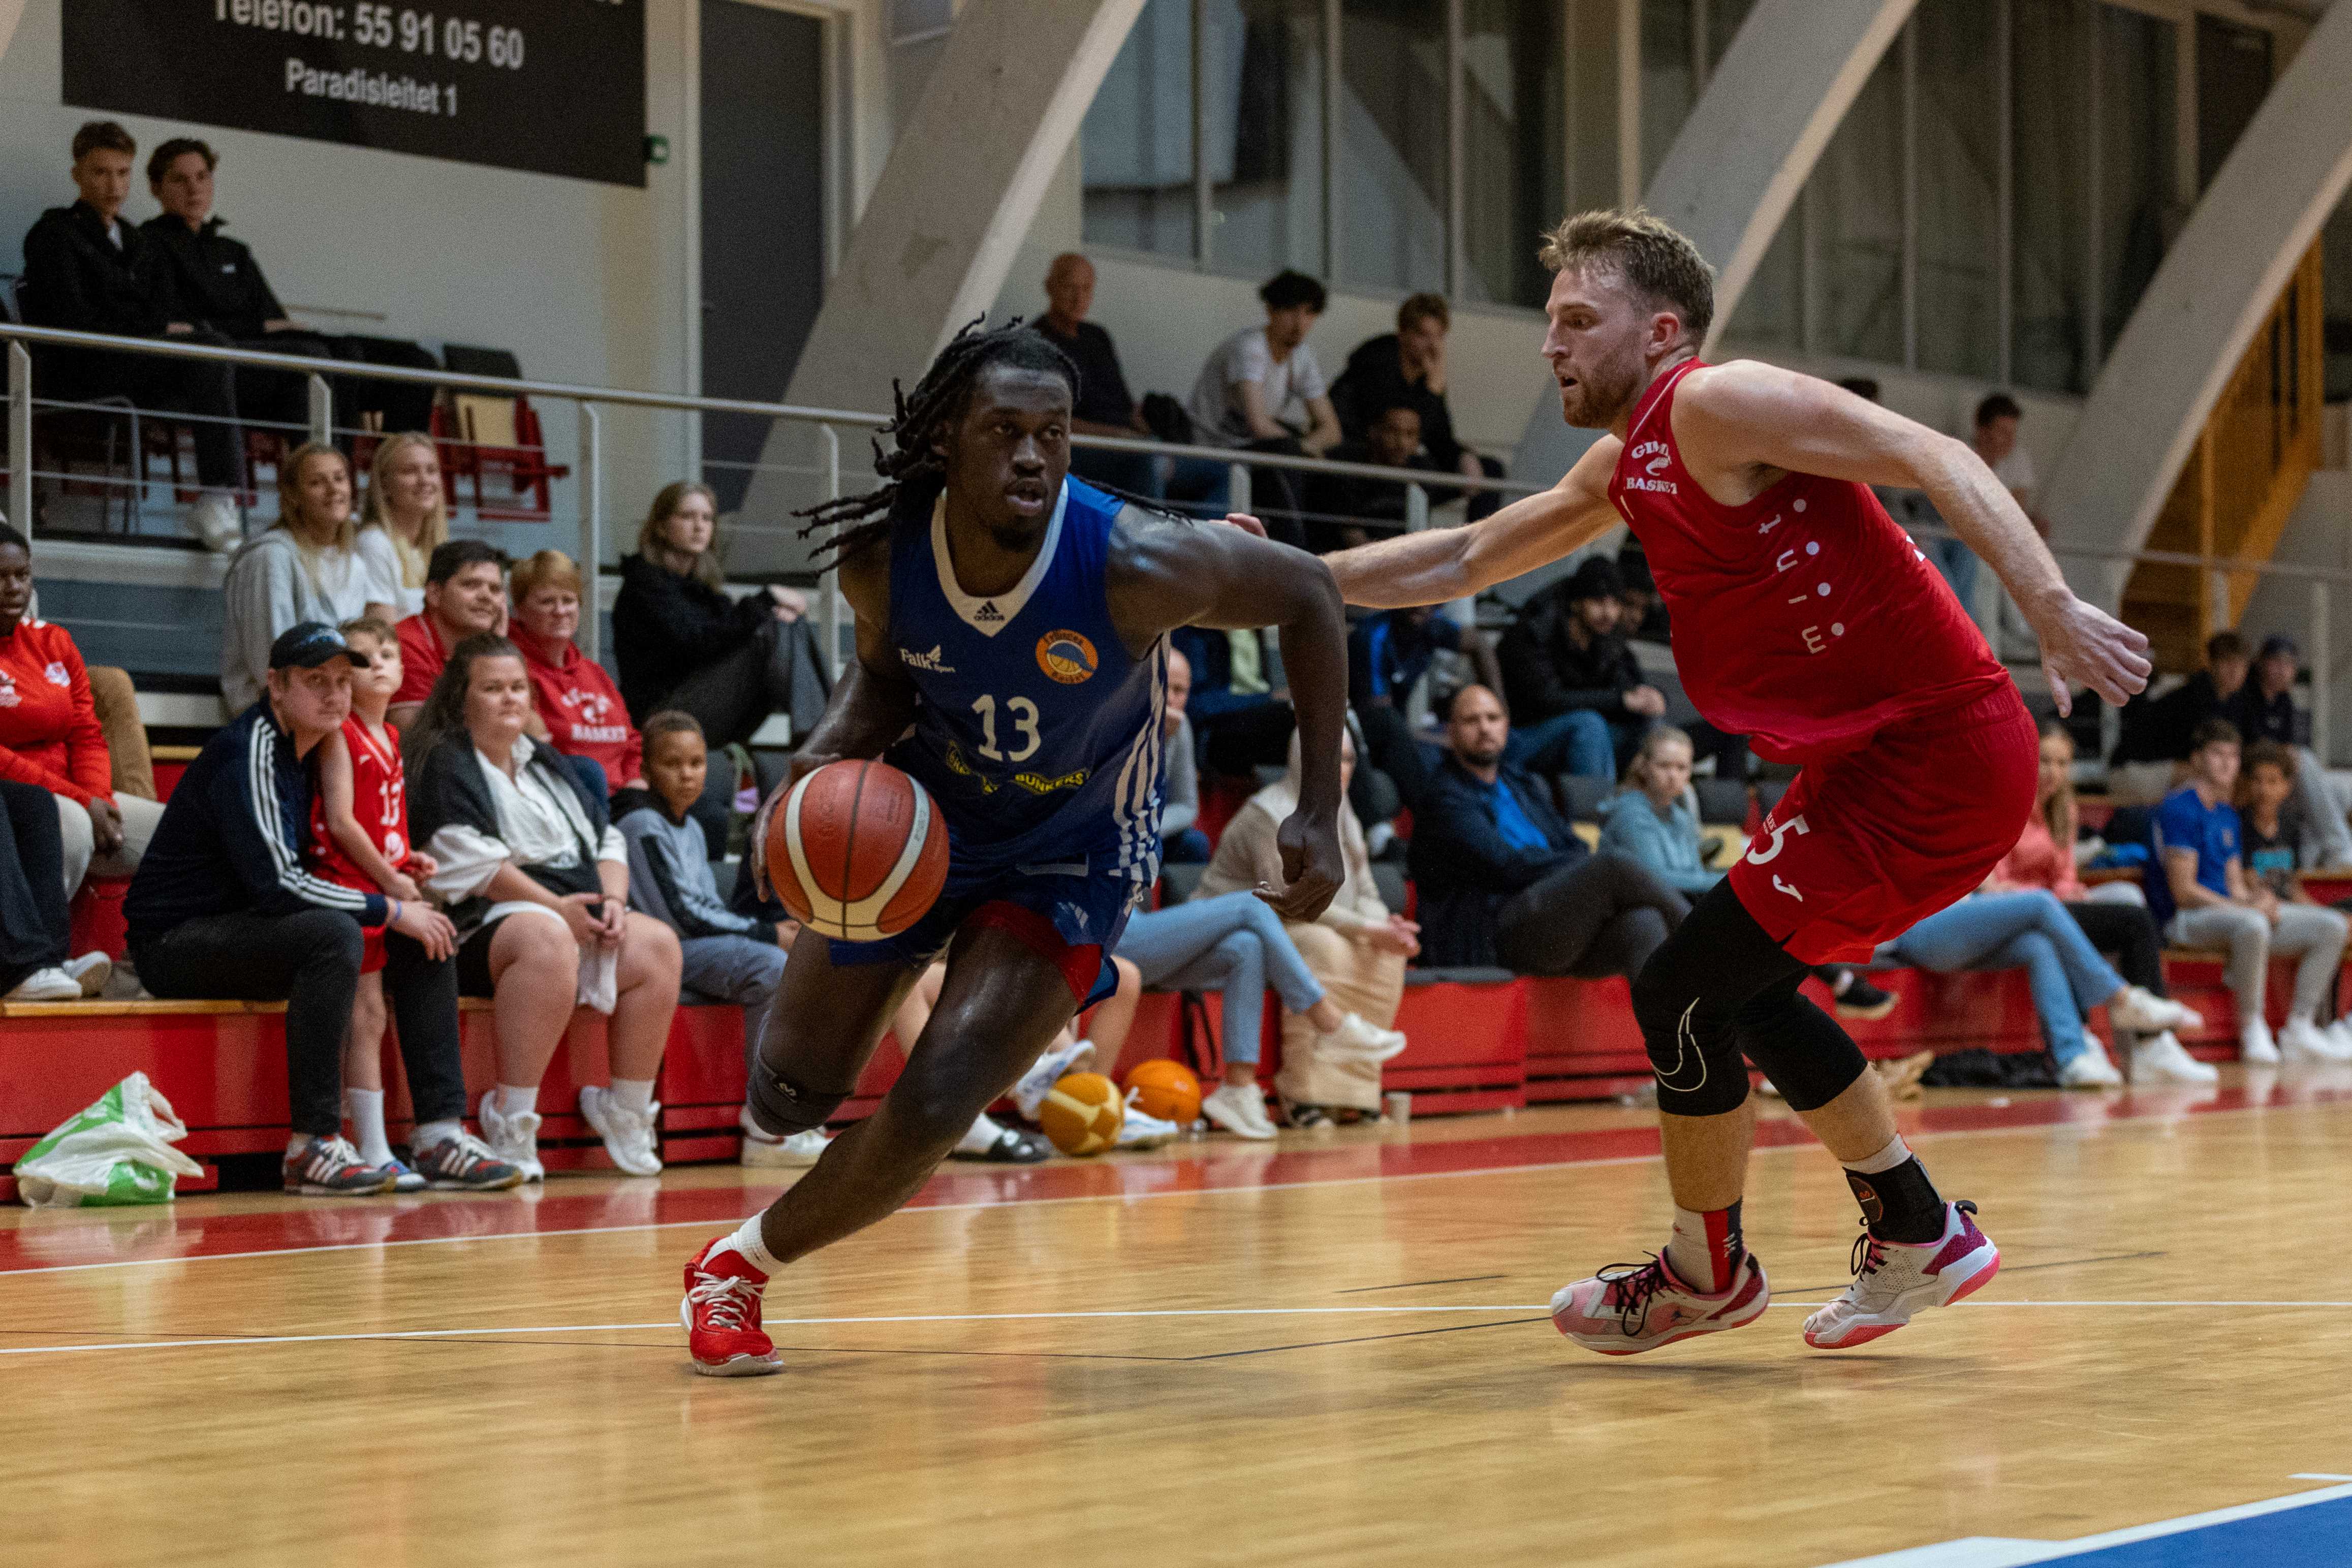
[14,1072,204,1208]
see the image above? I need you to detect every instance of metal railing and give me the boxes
[2,318,2344,757]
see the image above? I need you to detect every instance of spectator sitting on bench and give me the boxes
[124,623,515,1196]
[407,635,684,1181]
[1349,604,1501,813]
[1497,555,1664,779]
[2151,718,2352,1066]
[509,549,643,801]
[20,121,243,549]
[1598,726,1893,1020]
[1306,401,1437,553]
[1330,292,1505,522]
[1987,720,2212,1084]
[1170,625,1292,777]
[2108,631,2245,803]
[1186,269,1342,550]
[387,540,507,730]
[356,432,448,619]
[2218,633,2352,868]
[221,443,397,712]
[0,522,165,899]
[1198,724,1416,1127]
[614,712,811,1169]
[0,772,108,1002]
[1409,684,1686,978]
[1158,646,1208,864]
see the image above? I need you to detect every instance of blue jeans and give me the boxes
[1115,892,1328,1064]
[1880,891,2124,1065]
[1922,534,1980,610]
[1507,710,1648,779]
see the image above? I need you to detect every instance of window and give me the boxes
[1810,47,1904,364]
[1639,0,1694,192]
[1462,0,1564,308]
[1565,0,1622,215]
[1082,0,1197,261]
[1337,0,1448,293]
[1205,0,1327,278]
[1914,0,1999,379]
[2098,5,2176,359]
[2011,0,2091,392]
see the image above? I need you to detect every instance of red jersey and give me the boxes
[1606,359,2009,764]
[512,625,641,788]
[310,716,410,895]
[393,613,452,707]
[0,616,111,806]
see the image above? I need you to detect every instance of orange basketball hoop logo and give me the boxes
[1036,629,1099,684]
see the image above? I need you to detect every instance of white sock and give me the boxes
[493,1084,539,1118]
[739,1102,781,1144]
[413,1118,461,1153]
[1843,1133,1913,1176]
[608,1077,655,1116]
[345,1088,393,1166]
[727,1215,783,1276]
[957,1113,1003,1155]
[286,1134,313,1158]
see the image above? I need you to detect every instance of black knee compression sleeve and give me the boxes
[745,1060,850,1137]
[1631,880,1867,1116]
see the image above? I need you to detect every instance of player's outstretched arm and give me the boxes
[1317,436,1625,609]
[1676,361,2151,715]
[1110,515,1347,921]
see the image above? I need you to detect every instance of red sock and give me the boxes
[1664,1201,1744,1293]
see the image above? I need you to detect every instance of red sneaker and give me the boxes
[681,1238,783,1377]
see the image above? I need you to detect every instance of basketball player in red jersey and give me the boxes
[1318,210,2150,1354]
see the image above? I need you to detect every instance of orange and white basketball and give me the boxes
[765,759,951,942]
[1038,1072,1124,1156]
[1121,1059,1202,1126]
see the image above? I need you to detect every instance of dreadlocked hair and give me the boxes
[794,319,1083,567]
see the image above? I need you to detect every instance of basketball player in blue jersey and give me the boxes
[682,323,1354,1375]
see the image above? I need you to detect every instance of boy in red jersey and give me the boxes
[1316,210,2150,1354]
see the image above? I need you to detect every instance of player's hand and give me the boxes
[2035,594,2151,716]
[749,761,828,902]
[1220,513,1269,539]
[391,899,457,961]
[1257,808,1344,921]
[775,919,800,951]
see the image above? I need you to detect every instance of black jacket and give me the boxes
[1407,756,1583,968]
[2221,682,2301,749]
[1311,440,1436,529]
[407,734,611,942]
[1497,585,1644,725]
[609,552,774,721]
[139,214,286,339]
[2111,671,2223,765]
[20,201,180,337]
[1330,334,1464,473]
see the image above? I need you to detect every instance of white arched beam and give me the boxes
[734,0,1146,568]
[1512,0,1920,485]
[2043,3,2352,612]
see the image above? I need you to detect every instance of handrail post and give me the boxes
[8,342,29,540]
[2313,578,2332,766]
[822,422,844,679]
[307,373,332,447]
[1405,481,1429,533]
[2207,568,2231,640]
[1227,461,1249,520]
[581,403,603,664]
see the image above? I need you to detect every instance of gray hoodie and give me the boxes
[218,528,389,710]
[617,800,779,944]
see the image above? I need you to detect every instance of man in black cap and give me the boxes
[125,623,522,1197]
[2222,632,2352,865]
[1496,555,1666,777]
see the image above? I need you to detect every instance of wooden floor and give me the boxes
[10,1071,2352,1567]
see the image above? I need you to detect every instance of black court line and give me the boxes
[1335,1274,1510,1294]
[1772,1250,2169,1297]
[1179,1315,1553,1362]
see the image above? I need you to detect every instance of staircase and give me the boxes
[2122,241,2326,671]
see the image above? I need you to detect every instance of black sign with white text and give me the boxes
[64,0,646,187]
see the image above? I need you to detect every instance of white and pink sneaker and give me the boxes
[1802,1200,1999,1350]
[1551,1251,1770,1355]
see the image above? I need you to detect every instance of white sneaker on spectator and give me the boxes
[477,1096,544,1181]
[2109,986,2201,1036]
[4,966,82,1002]
[1323,1012,1408,1062]
[62,951,111,997]
[2240,1019,2280,1065]
[184,494,242,553]
[579,1086,663,1176]
[1012,1037,1097,1122]
[2278,1017,2351,1065]
[1202,1083,1277,1140]
[1115,1094,1181,1150]
[2057,1046,2123,1088]
[738,1108,828,1168]
[2134,1031,2219,1085]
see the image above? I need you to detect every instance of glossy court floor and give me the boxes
[9,1071,2352,1568]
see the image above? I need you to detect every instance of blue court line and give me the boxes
[1832,1482,2352,1565]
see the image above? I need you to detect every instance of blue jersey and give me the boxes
[886,476,1166,898]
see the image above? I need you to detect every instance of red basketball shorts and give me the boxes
[1727,687,2039,966]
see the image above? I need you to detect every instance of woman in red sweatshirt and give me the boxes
[0,525,164,897]
[508,550,643,802]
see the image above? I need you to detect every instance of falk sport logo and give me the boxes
[901,643,955,674]
[1036,629,1099,684]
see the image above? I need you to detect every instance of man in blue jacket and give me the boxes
[125,624,519,1197]
[1407,684,1686,974]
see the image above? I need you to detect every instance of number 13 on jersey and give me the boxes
[971,695,1041,762]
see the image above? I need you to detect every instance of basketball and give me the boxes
[1122,1059,1201,1126]
[1037,1072,1124,1156]
[765,759,951,942]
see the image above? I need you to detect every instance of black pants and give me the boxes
[0,779,68,992]
[334,334,441,437]
[1495,852,1691,978]
[39,331,243,490]
[133,909,468,1138]
[657,616,833,758]
[2065,898,2168,996]
[225,330,341,445]
[1241,436,1311,551]
[1196,698,1297,779]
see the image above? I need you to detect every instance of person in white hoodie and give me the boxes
[218,444,397,711]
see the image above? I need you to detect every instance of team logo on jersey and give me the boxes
[1014,766,1090,795]
[1624,438,1678,495]
[901,644,955,674]
[0,674,16,708]
[1036,630,1099,684]
[942,743,1000,794]
[42,661,69,686]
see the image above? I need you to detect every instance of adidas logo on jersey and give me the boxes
[975,602,1004,624]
